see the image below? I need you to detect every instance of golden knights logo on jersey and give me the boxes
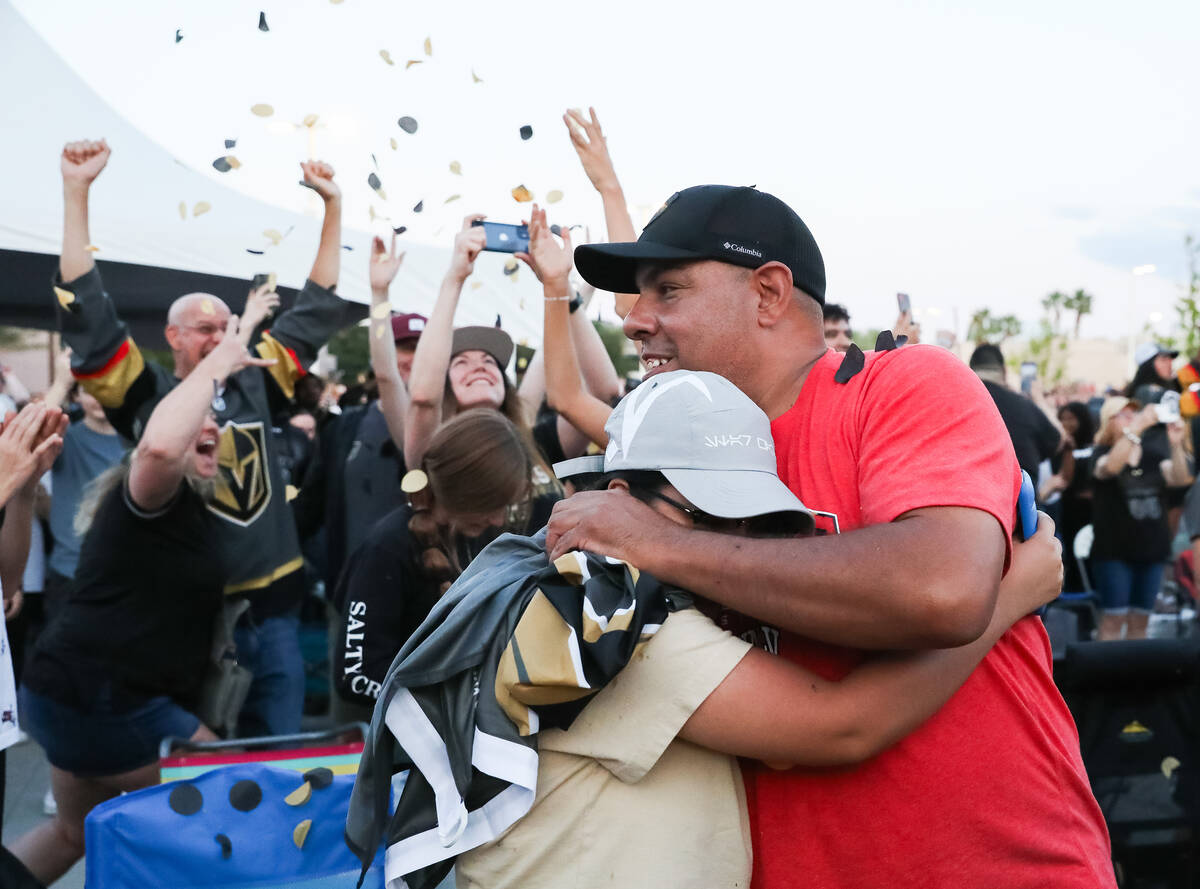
[211,420,271,526]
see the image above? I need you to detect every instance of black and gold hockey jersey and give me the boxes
[55,265,355,614]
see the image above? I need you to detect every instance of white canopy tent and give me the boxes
[0,0,553,350]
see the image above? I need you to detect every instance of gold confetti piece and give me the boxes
[449,160,462,175]
[471,68,483,84]
[379,49,394,66]
[226,156,242,169]
[389,137,398,150]
[503,258,519,275]
[401,469,428,494]
[470,282,484,290]
[85,244,100,253]
[267,271,277,290]
[330,0,343,4]
[511,184,533,203]
[405,59,422,69]
[285,782,312,806]
[546,189,563,204]
[250,103,274,117]
[302,113,319,127]
[178,201,187,220]
[374,325,385,339]
[193,201,212,217]
[200,298,215,315]
[371,302,391,319]
[1162,756,1181,779]
[293,819,312,849]
[263,229,283,246]
[368,205,377,222]
[424,36,432,56]
[54,287,75,309]
[286,484,299,502]
[444,194,461,204]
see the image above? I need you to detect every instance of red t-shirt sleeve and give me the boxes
[854,345,1019,563]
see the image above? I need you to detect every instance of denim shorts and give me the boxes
[1091,559,1165,615]
[19,684,199,777]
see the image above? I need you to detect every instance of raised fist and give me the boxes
[300,160,340,202]
[61,139,110,188]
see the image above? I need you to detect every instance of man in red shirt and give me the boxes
[547,185,1115,888]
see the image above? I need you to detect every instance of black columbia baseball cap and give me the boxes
[574,185,826,304]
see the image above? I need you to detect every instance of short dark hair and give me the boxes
[823,302,851,324]
[968,343,1006,372]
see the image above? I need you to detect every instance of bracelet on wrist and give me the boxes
[544,295,571,302]
[1123,430,1142,446]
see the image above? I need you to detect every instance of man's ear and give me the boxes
[164,324,182,352]
[751,262,795,326]
[606,478,631,493]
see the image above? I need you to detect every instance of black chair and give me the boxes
[1055,638,1200,888]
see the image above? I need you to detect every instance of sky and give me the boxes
[9,0,1200,342]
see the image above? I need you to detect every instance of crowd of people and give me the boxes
[0,105,1194,887]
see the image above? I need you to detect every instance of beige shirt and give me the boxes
[456,607,753,889]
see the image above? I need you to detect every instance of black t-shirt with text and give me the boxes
[1091,430,1171,563]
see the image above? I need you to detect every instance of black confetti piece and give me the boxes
[225,138,237,149]
[519,125,533,140]
[303,767,334,789]
[874,330,897,352]
[246,248,265,255]
[342,245,354,251]
[371,153,378,169]
[258,11,269,31]
[412,200,423,213]
[368,172,382,191]
[494,313,502,328]
[550,224,561,237]
[175,29,183,43]
[212,157,232,173]
[834,344,865,384]
[393,225,407,235]
[397,116,418,134]
[229,779,262,812]
[169,783,203,816]
[215,833,232,859]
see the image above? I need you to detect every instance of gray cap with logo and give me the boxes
[554,370,813,525]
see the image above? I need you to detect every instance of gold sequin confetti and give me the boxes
[401,469,428,494]
[285,782,312,806]
[54,287,75,309]
[449,160,462,175]
[302,113,319,128]
[293,819,312,849]
[379,50,394,66]
[390,137,398,150]
[85,244,100,253]
[178,201,187,220]
[371,302,392,319]
[424,36,432,56]
[546,190,563,204]
[250,103,274,117]
[405,59,423,69]
[374,325,386,339]
[471,68,483,83]
[511,184,533,203]
[444,194,461,204]
[1162,756,1181,779]
[200,299,215,315]
[263,229,283,246]
[193,201,212,217]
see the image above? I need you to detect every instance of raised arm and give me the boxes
[569,280,623,403]
[679,515,1063,766]
[518,206,614,448]
[404,216,486,467]
[42,347,75,410]
[59,140,109,283]
[129,316,273,512]
[1163,419,1194,487]
[563,108,638,317]
[301,160,341,290]
[367,235,410,451]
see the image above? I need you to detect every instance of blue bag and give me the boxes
[85,764,385,888]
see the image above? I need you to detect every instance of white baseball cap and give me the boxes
[554,370,813,526]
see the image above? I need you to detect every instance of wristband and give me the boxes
[1123,430,1142,446]
[544,295,571,302]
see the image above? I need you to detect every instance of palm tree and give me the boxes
[1041,291,1068,335]
[1063,289,1094,339]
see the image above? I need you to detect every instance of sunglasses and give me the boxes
[641,489,810,538]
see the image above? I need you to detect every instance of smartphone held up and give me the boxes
[472,220,530,254]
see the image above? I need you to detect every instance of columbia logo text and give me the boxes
[723,242,763,258]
